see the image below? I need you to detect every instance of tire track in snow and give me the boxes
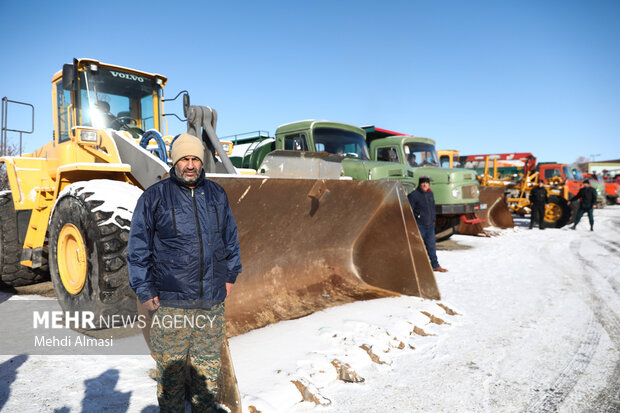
[592,238,620,295]
[522,314,602,413]
[522,230,620,413]
[568,238,620,413]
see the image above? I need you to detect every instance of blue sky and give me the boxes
[1,0,618,163]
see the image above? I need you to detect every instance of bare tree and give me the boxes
[573,156,590,172]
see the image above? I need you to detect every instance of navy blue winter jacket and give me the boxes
[571,186,598,210]
[407,187,436,226]
[128,168,242,308]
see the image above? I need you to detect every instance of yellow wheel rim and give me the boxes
[58,224,87,295]
[545,203,562,223]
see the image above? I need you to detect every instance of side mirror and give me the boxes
[62,64,74,90]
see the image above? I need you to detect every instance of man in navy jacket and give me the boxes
[128,132,242,411]
[569,179,598,231]
[407,176,448,272]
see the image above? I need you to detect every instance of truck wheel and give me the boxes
[0,193,47,287]
[543,195,571,228]
[435,216,460,241]
[49,182,137,328]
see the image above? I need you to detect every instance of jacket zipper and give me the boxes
[191,188,205,299]
[214,206,220,233]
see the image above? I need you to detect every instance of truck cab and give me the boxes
[362,126,481,216]
[537,163,582,198]
[235,120,417,193]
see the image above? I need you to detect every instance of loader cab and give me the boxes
[52,59,166,144]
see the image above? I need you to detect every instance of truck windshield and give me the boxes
[571,168,584,180]
[404,142,439,167]
[563,166,575,180]
[77,66,162,135]
[313,127,370,160]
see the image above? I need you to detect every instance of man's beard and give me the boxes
[175,165,202,186]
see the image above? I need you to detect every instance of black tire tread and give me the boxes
[0,194,48,287]
[49,182,136,327]
[544,195,571,228]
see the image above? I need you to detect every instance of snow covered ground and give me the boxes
[1,207,619,412]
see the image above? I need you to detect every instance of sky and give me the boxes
[0,0,619,164]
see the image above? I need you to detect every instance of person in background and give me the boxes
[569,179,598,231]
[528,180,548,230]
[408,153,418,167]
[407,176,448,272]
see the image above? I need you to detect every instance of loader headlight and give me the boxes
[80,130,98,142]
[451,187,462,199]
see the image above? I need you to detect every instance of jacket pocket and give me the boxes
[208,204,221,233]
[154,252,193,292]
[155,207,178,239]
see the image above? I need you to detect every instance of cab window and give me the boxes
[56,82,72,143]
[377,147,399,162]
[284,133,308,151]
[544,168,562,179]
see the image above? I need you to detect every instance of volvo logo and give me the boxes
[110,71,144,82]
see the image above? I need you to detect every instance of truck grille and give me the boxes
[462,184,478,199]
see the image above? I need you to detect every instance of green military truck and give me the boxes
[225,120,481,238]
[227,120,416,192]
[362,126,483,237]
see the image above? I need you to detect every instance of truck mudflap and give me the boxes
[208,176,440,337]
[458,186,514,235]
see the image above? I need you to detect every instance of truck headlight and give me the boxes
[80,130,98,142]
[451,187,462,199]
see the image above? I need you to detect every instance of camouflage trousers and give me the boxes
[150,303,225,413]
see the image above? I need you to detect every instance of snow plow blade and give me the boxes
[209,176,440,337]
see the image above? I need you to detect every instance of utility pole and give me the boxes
[590,154,601,162]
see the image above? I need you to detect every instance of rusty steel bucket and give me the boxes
[478,185,514,228]
[458,186,514,235]
[209,176,440,337]
[138,176,438,411]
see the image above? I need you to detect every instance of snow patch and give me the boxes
[56,179,143,229]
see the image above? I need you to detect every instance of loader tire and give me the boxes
[543,195,571,228]
[0,193,47,287]
[49,185,136,328]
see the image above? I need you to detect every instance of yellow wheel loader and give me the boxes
[437,150,514,234]
[1,58,439,411]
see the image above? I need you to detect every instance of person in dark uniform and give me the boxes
[569,179,598,231]
[407,176,447,272]
[128,133,242,412]
[528,180,548,230]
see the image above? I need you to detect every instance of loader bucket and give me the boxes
[458,186,514,235]
[208,176,440,337]
[457,213,485,236]
[478,185,514,228]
